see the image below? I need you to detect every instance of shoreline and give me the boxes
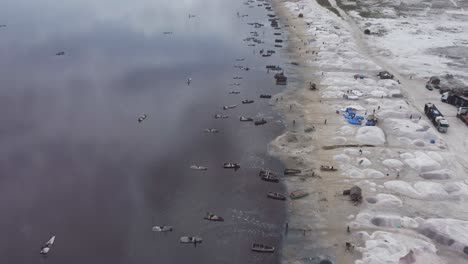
[271,1,357,263]
[272,0,468,263]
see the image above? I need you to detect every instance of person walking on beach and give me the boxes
[324,119,327,125]
[410,114,413,119]
[347,226,350,233]
[378,105,380,110]
[359,149,362,155]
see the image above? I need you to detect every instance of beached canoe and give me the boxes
[267,192,286,200]
[204,128,219,133]
[284,168,301,175]
[251,243,275,253]
[242,100,254,104]
[214,114,229,119]
[290,190,309,200]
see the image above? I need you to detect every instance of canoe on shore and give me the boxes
[223,163,240,169]
[284,168,301,175]
[290,190,309,200]
[254,119,267,126]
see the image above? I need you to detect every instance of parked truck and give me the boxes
[457,107,468,126]
[424,103,449,133]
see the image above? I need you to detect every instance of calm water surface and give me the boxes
[0,0,287,263]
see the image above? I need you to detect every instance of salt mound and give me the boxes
[357,158,372,166]
[419,218,468,256]
[400,152,415,159]
[382,159,404,169]
[414,139,426,147]
[333,136,347,144]
[334,154,350,163]
[362,169,385,178]
[356,231,442,264]
[356,126,385,145]
[384,181,468,200]
[367,194,402,207]
[337,125,355,136]
[419,169,453,180]
[404,152,440,172]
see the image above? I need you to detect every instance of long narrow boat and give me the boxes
[267,192,286,200]
[223,163,240,169]
[251,243,275,253]
[190,165,208,170]
[261,175,279,183]
[180,236,203,244]
[204,212,224,222]
[152,226,173,232]
[290,190,309,200]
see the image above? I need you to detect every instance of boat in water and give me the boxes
[190,165,208,170]
[204,128,220,133]
[242,99,254,104]
[240,116,254,122]
[229,91,240,94]
[261,175,279,183]
[267,192,286,200]
[254,119,267,126]
[204,212,224,221]
[251,243,275,253]
[284,168,301,175]
[180,236,203,244]
[40,236,55,255]
[223,105,237,110]
[214,114,229,119]
[259,94,272,99]
[152,226,173,232]
[223,163,240,169]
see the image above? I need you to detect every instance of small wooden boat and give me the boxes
[152,226,173,232]
[251,243,275,253]
[214,114,229,119]
[223,105,237,110]
[229,83,241,86]
[190,165,208,170]
[240,116,254,122]
[260,94,272,99]
[254,119,267,126]
[138,114,147,123]
[180,236,203,244]
[290,190,309,200]
[242,100,254,104]
[274,44,282,48]
[40,236,55,255]
[262,54,271,57]
[236,58,245,61]
[204,212,224,221]
[261,175,279,182]
[223,163,240,169]
[284,168,301,175]
[259,169,274,177]
[233,76,243,80]
[229,91,240,94]
[55,51,65,56]
[267,192,286,200]
[204,128,219,133]
[320,165,337,171]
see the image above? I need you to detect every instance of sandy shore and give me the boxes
[270,1,358,263]
[271,0,468,263]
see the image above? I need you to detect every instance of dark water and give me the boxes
[0,0,287,263]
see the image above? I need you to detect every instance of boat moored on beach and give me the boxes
[223,163,240,169]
